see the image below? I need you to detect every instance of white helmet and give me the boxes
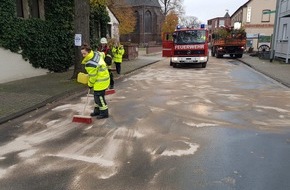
[100,37,107,44]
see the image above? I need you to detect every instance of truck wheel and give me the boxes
[172,63,177,68]
[236,54,243,58]
[202,63,207,68]
[211,48,215,57]
[170,61,173,66]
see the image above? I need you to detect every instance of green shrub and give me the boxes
[0,0,110,72]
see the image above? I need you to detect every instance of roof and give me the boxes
[224,12,230,18]
[124,0,161,7]
[231,0,251,17]
[107,7,120,24]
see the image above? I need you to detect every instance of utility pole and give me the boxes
[72,0,90,79]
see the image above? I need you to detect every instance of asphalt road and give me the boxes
[1,57,290,190]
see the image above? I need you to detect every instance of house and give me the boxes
[0,1,119,81]
[106,7,120,41]
[0,0,48,83]
[231,0,276,52]
[273,0,290,63]
[121,0,164,45]
[207,11,231,39]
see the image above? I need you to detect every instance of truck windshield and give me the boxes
[174,30,206,44]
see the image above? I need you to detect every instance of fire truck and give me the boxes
[162,25,209,68]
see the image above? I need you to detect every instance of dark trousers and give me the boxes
[93,90,108,116]
[115,62,121,74]
[109,69,114,88]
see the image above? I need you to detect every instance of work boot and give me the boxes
[90,107,100,116]
[97,109,109,119]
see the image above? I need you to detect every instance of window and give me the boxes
[262,9,270,22]
[134,11,139,33]
[282,24,288,41]
[174,30,206,45]
[144,11,152,33]
[219,20,225,27]
[15,0,43,19]
[30,0,40,18]
[281,0,288,13]
[16,0,24,17]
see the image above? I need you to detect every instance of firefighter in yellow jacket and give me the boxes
[112,42,125,74]
[81,43,110,119]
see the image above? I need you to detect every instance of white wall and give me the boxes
[0,48,47,84]
[275,17,290,63]
[241,0,276,51]
[107,7,120,40]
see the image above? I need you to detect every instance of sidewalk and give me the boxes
[1,51,290,124]
[0,51,164,124]
[237,53,290,88]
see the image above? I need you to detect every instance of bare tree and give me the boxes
[159,0,185,16]
[179,16,201,28]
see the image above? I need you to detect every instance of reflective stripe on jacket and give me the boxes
[83,51,110,91]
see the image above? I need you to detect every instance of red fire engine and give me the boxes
[162,25,209,68]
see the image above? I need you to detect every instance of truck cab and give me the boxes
[162,25,209,68]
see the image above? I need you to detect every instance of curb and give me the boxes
[0,87,85,125]
[0,60,160,125]
[238,58,290,88]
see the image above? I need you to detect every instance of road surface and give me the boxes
[1,57,290,190]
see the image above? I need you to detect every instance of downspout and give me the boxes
[270,0,280,62]
[143,5,145,46]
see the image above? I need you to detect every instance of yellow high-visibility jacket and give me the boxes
[81,51,110,91]
[112,46,125,63]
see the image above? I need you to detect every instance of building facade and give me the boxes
[106,7,120,41]
[207,12,231,39]
[231,0,276,51]
[273,0,290,63]
[121,0,164,45]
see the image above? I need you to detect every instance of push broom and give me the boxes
[72,89,92,124]
[105,88,115,95]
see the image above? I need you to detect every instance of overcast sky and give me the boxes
[183,0,249,23]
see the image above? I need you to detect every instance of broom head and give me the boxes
[105,89,115,95]
[72,115,92,124]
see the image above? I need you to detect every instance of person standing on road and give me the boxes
[81,43,110,119]
[98,37,114,89]
[112,42,125,75]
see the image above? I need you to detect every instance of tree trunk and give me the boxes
[71,0,90,79]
